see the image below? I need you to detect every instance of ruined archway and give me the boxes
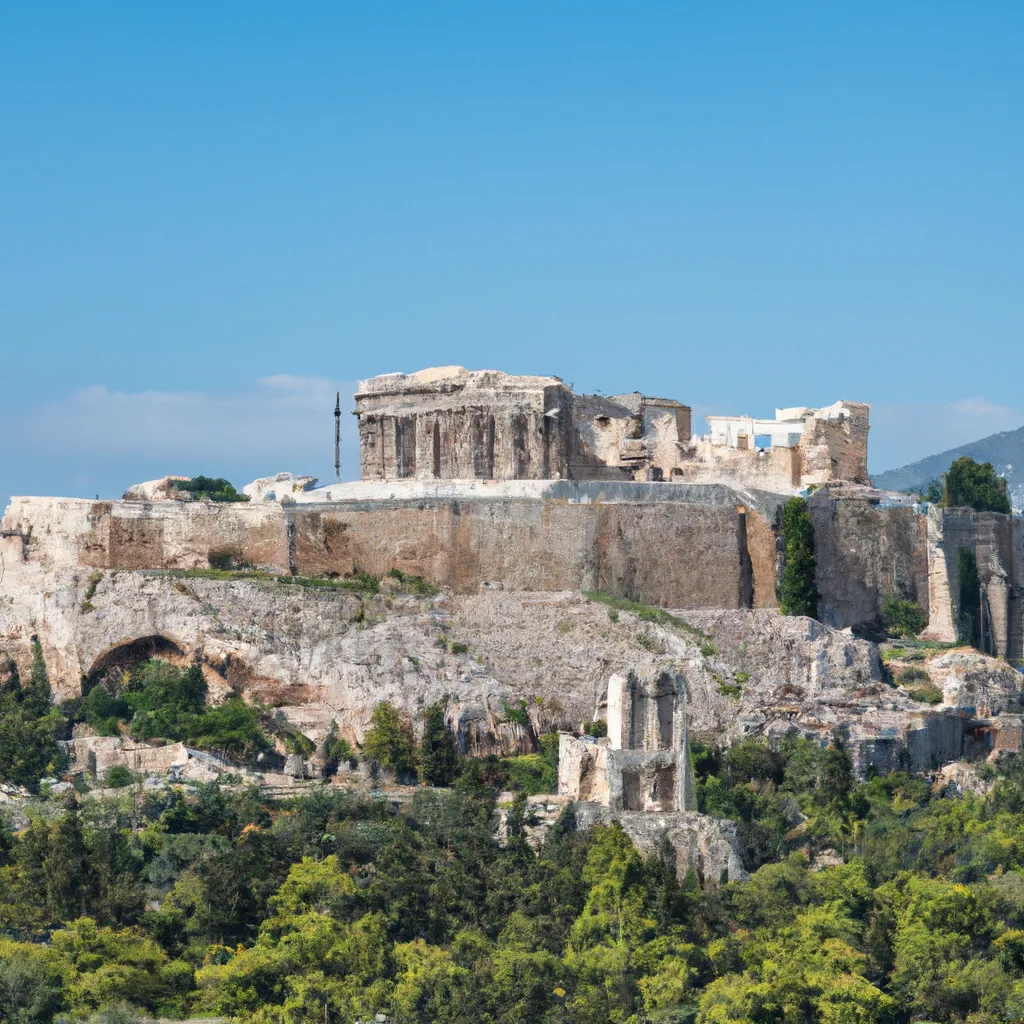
[84,634,188,694]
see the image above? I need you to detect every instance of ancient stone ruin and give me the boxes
[559,670,697,813]
[354,365,869,492]
[558,670,746,883]
[1,360,1022,875]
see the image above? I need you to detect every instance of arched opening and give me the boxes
[84,635,187,694]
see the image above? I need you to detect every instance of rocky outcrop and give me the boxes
[574,804,748,885]
[122,476,190,501]
[243,473,318,503]
[928,649,1024,715]
[2,543,981,775]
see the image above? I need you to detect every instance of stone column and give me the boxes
[606,673,631,750]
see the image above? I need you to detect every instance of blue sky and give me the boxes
[2,3,1022,501]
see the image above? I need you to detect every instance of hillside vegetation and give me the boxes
[6,651,1024,1023]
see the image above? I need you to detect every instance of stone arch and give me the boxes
[84,634,188,694]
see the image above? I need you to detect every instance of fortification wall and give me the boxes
[1,497,287,571]
[809,492,929,632]
[3,488,782,612]
[6,489,1017,646]
[921,507,1024,659]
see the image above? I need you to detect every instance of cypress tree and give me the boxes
[44,810,89,920]
[957,547,981,648]
[418,698,459,786]
[779,497,820,618]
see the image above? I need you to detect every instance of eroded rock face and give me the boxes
[122,476,191,501]
[2,548,894,757]
[928,650,1024,715]
[574,804,748,885]
[1,534,1017,777]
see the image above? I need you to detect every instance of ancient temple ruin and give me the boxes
[559,671,698,813]
[354,366,870,492]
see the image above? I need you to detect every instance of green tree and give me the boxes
[958,547,981,648]
[0,640,68,790]
[103,765,136,789]
[882,594,927,638]
[418,699,458,787]
[778,498,820,618]
[363,701,417,778]
[125,660,207,742]
[185,696,273,762]
[0,940,68,1024]
[82,685,131,736]
[943,456,1012,513]
[45,812,89,921]
[321,720,356,776]
[170,475,250,502]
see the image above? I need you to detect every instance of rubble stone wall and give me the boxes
[920,507,1024,659]
[809,493,929,632]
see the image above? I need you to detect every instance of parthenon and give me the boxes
[354,365,871,492]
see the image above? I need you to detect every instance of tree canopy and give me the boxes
[943,456,1012,513]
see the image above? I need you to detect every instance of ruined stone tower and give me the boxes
[559,670,698,813]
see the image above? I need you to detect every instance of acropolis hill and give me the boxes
[1,365,1022,809]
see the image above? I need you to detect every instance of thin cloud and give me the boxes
[4,377,360,500]
[22,377,357,461]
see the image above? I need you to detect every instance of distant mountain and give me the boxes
[873,425,1024,510]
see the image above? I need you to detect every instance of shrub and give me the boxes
[497,735,559,795]
[882,595,927,638]
[207,546,253,571]
[584,719,608,738]
[700,640,719,657]
[906,681,944,705]
[502,700,531,728]
[171,476,250,502]
[284,731,315,757]
[386,568,440,596]
[582,591,705,638]
[898,666,931,684]
[778,497,820,618]
[81,571,103,612]
[450,642,469,656]
[103,765,137,788]
[636,632,665,653]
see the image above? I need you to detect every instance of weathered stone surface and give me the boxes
[1,488,783,613]
[809,487,930,634]
[927,649,1024,715]
[354,366,867,492]
[920,507,1024,660]
[934,761,994,799]
[244,473,318,503]
[574,804,748,885]
[122,476,191,501]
